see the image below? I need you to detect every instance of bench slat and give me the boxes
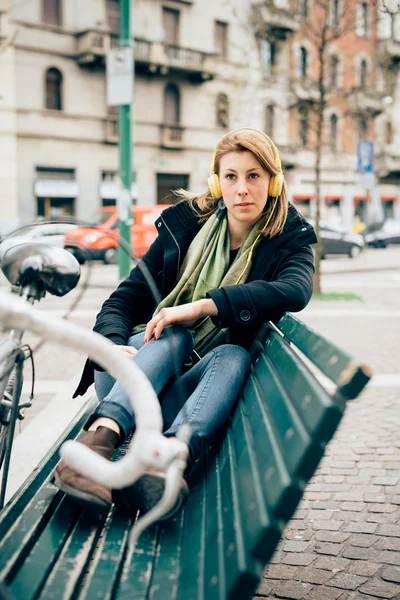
[230,402,283,562]
[114,524,159,600]
[253,352,322,480]
[203,450,228,600]
[39,511,103,599]
[220,433,264,599]
[72,510,131,600]
[264,333,344,442]
[241,374,303,518]
[277,315,371,399]
[9,497,80,600]
[148,512,184,600]
[176,461,207,600]
[0,484,62,583]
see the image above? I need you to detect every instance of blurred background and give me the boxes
[0,0,399,240]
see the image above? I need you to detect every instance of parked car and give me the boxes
[308,220,365,258]
[64,205,171,264]
[0,223,77,264]
[364,219,400,248]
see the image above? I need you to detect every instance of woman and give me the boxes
[55,128,317,517]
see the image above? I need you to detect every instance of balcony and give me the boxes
[104,117,118,144]
[160,124,185,150]
[278,144,299,169]
[375,145,400,180]
[380,39,400,63]
[76,29,111,65]
[110,35,216,82]
[251,1,299,39]
[289,77,320,105]
[347,88,385,116]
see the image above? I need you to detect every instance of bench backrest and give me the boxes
[0,314,371,600]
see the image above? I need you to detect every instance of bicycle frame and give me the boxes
[0,290,191,545]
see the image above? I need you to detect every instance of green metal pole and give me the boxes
[118,0,133,279]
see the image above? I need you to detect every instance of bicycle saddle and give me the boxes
[1,243,81,296]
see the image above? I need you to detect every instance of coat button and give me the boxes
[157,222,162,228]
[240,310,251,322]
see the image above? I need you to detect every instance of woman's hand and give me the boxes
[144,299,218,343]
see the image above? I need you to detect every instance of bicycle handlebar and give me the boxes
[0,291,191,537]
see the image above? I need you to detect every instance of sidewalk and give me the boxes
[320,247,400,276]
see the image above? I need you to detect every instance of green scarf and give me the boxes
[134,208,264,361]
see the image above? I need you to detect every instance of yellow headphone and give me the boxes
[207,127,284,200]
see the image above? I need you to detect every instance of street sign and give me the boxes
[106,47,134,106]
[357,141,374,173]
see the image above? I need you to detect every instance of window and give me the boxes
[106,0,120,34]
[265,104,275,138]
[361,2,368,36]
[260,39,276,77]
[385,121,393,145]
[215,21,228,59]
[331,0,340,28]
[293,197,312,218]
[300,47,308,78]
[357,1,369,37]
[106,105,118,138]
[329,114,338,151]
[299,107,309,146]
[35,167,76,218]
[329,55,339,88]
[157,173,189,204]
[164,83,180,123]
[358,117,368,140]
[360,59,368,89]
[163,7,180,45]
[42,0,62,26]
[45,68,62,110]
[298,0,308,18]
[216,93,229,128]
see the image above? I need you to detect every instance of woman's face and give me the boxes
[219,151,271,228]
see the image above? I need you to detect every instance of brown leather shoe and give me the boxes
[53,426,120,512]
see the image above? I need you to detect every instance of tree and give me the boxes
[290,0,358,294]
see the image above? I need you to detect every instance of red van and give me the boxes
[64,205,171,264]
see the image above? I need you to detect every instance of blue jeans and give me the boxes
[86,326,251,461]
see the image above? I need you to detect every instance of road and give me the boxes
[0,246,399,599]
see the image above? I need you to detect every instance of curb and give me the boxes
[321,265,399,276]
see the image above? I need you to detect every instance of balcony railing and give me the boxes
[164,44,205,67]
[289,77,320,104]
[160,124,185,149]
[347,88,385,116]
[251,2,299,38]
[110,35,215,81]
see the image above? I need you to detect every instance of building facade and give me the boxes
[0,0,399,234]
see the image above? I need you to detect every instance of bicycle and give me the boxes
[0,241,81,509]
[0,240,191,547]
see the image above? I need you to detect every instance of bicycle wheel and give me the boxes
[0,367,20,472]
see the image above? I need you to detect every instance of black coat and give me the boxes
[73,201,317,397]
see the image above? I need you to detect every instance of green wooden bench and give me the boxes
[0,314,371,600]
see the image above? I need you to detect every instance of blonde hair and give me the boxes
[175,128,289,238]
